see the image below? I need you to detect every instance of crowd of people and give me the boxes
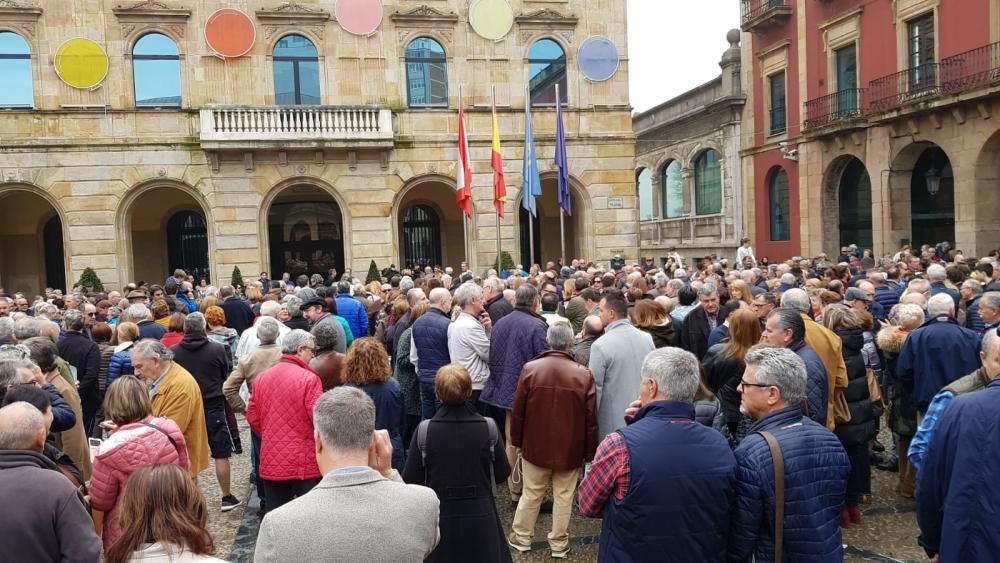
[0,240,998,562]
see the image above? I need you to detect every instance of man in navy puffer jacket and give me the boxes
[762,308,828,426]
[411,287,452,420]
[729,345,849,563]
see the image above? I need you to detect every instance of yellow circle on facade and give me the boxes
[54,38,109,89]
[469,0,513,41]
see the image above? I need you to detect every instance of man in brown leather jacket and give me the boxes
[507,322,598,559]
[308,322,345,391]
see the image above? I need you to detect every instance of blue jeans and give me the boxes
[420,382,439,420]
[251,430,265,503]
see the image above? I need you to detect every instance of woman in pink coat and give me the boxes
[89,375,189,550]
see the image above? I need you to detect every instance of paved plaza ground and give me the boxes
[204,418,925,562]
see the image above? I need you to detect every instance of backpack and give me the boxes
[416,416,499,498]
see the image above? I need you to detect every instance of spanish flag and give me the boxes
[491,98,507,218]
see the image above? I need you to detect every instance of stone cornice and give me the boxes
[255,2,331,24]
[112,1,190,23]
[514,8,578,29]
[0,0,43,22]
[390,5,459,27]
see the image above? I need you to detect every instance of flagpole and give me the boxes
[526,86,534,269]
[556,83,566,267]
[460,85,470,268]
[493,86,502,271]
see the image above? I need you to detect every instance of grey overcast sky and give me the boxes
[627,0,740,114]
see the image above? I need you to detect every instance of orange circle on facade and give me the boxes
[205,8,256,58]
[336,0,383,36]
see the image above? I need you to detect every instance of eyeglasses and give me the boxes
[738,379,772,389]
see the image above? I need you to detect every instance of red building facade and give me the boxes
[741,0,1000,261]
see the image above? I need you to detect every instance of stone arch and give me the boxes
[117,179,215,285]
[260,176,351,280]
[974,128,1000,255]
[512,173,592,266]
[0,183,68,295]
[124,27,185,53]
[888,141,955,249]
[267,29,324,54]
[822,154,873,255]
[390,173,472,271]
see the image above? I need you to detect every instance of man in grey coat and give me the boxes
[254,387,439,562]
[589,290,655,441]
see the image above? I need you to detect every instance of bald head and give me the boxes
[0,402,46,451]
[428,287,452,312]
[583,315,604,338]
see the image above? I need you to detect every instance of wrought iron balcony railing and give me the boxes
[867,63,942,114]
[804,88,866,129]
[940,41,1000,94]
[741,0,792,32]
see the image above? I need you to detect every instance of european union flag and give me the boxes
[522,100,542,218]
[554,86,571,216]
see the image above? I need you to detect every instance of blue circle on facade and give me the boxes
[578,36,619,82]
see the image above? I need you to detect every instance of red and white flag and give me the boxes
[456,101,473,218]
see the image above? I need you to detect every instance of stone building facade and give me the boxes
[741,0,1000,261]
[632,30,746,266]
[0,0,635,295]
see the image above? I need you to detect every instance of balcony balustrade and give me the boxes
[199,105,394,150]
[804,88,866,129]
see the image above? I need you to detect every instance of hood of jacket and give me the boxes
[836,328,864,352]
[640,322,674,339]
[876,327,909,354]
[0,449,59,472]
[177,332,210,352]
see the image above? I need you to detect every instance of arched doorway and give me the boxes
[0,188,65,295]
[267,185,345,279]
[395,177,467,271]
[823,156,873,254]
[127,187,209,285]
[910,147,955,247]
[974,130,1000,256]
[517,176,580,266]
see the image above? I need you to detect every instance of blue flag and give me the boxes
[554,86,571,215]
[522,100,542,218]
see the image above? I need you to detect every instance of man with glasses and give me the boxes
[247,329,325,514]
[751,293,777,331]
[729,345,849,562]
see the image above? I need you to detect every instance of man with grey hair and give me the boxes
[508,322,597,557]
[0,401,102,562]
[411,287,454,420]
[571,315,603,368]
[57,308,100,436]
[927,263,961,310]
[247,329,325,514]
[980,291,1000,336]
[729,345,850,562]
[960,279,985,333]
[253,387,439,562]
[220,284,255,336]
[448,283,492,408]
[579,347,736,562]
[483,276,513,325]
[781,288,848,430]
[13,318,39,342]
[132,338,210,478]
[236,300,291,361]
[676,282,728,360]
[399,275,415,294]
[0,317,14,346]
[762,308,828,427]
[170,311,241,511]
[898,293,981,419]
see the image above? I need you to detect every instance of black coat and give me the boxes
[170,333,229,407]
[702,343,743,434]
[402,403,512,563]
[57,331,100,417]
[485,295,514,326]
[833,329,877,446]
[221,297,255,336]
[283,316,310,331]
[675,306,729,361]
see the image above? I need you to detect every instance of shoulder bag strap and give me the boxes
[416,420,431,486]
[141,420,181,458]
[483,417,499,498]
[758,430,784,563]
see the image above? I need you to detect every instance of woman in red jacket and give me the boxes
[89,375,189,550]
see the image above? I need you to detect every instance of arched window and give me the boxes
[273,35,320,105]
[166,211,209,281]
[636,168,653,221]
[694,149,722,215]
[661,160,684,218]
[402,204,441,269]
[528,39,567,107]
[0,31,33,107]
[132,33,181,107]
[405,37,447,107]
[769,168,791,241]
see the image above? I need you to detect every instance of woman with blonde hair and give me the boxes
[198,295,219,313]
[631,300,674,348]
[727,280,753,307]
[90,376,189,551]
[151,300,171,327]
[107,321,139,389]
[105,464,221,563]
[702,308,762,440]
[345,336,404,470]
[822,304,876,527]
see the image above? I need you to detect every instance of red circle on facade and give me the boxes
[336,0,383,36]
[206,8,256,58]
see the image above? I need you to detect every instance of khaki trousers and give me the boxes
[897,436,916,498]
[511,458,580,552]
[505,415,522,500]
